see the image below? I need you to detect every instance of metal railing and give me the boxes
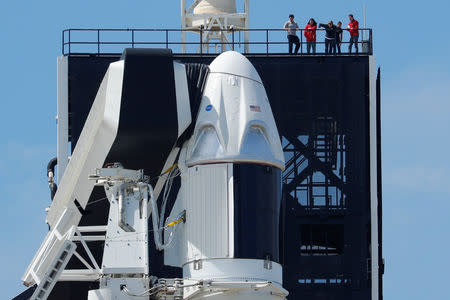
[62,28,373,56]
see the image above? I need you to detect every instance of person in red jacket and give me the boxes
[347,14,359,53]
[304,18,317,54]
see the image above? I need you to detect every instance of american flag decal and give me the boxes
[250,105,261,112]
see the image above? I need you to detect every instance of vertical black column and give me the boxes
[233,164,282,263]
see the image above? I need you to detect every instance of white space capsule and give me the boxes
[186,51,285,169]
[167,51,288,300]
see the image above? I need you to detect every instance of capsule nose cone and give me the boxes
[209,51,263,84]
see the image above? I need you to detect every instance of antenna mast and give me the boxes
[181,0,249,53]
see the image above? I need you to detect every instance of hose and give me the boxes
[142,183,183,251]
[47,157,58,201]
[159,166,180,231]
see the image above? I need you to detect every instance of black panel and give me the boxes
[107,48,179,181]
[177,63,210,145]
[12,285,36,300]
[69,49,180,181]
[50,282,99,300]
[68,56,119,146]
[233,164,282,262]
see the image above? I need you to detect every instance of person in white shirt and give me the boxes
[284,14,300,54]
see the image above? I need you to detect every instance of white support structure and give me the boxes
[87,166,151,300]
[23,208,104,299]
[23,166,155,300]
[181,0,249,54]
[369,55,379,300]
[47,60,125,228]
[57,55,69,182]
[244,0,249,53]
[101,178,149,275]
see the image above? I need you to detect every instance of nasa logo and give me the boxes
[206,105,213,111]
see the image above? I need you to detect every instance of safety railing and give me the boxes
[62,28,373,56]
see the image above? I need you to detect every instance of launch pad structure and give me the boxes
[24,26,383,300]
[14,0,382,292]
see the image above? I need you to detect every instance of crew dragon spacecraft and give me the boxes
[20,50,288,300]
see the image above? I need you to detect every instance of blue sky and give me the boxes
[1,0,449,299]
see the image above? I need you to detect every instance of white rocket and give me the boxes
[21,51,288,300]
[164,51,286,299]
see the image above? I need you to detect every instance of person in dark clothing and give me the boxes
[336,21,343,54]
[284,14,300,54]
[319,21,337,54]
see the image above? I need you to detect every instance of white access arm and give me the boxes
[22,60,125,286]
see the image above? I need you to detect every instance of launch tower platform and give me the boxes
[49,28,383,300]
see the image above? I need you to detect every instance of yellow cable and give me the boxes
[167,218,183,227]
[162,163,178,175]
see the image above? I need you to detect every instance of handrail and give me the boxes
[62,28,373,56]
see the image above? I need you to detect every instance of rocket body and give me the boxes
[166,51,287,300]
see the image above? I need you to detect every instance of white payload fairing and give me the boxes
[21,51,288,300]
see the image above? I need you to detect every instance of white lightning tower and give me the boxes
[181,0,250,53]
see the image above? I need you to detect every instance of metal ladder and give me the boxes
[29,240,76,300]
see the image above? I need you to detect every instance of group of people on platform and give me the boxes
[283,14,360,54]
